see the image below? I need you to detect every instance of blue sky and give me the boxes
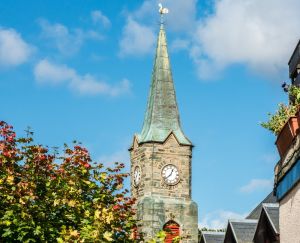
[1,0,300,228]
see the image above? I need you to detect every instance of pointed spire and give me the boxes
[138,23,191,145]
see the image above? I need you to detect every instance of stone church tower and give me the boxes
[129,22,198,242]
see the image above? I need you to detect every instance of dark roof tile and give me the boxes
[263,203,279,233]
[201,231,225,243]
[246,192,277,220]
[230,219,258,243]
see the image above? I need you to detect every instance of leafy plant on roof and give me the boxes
[261,83,300,135]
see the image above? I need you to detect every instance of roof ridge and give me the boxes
[229,221,239,242]
[262,203,279,208]
[262,204,279,234]
[202,231,225,235]
[229,219,258,223]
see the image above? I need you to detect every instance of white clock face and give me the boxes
[162,164,179,185]
[133,166,141,187]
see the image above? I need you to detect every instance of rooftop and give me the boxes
[200,231,225,243]
[228,219,258,243]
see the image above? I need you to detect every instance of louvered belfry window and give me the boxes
[163,220,180,243]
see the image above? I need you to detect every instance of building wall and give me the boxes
[130,134,198,242]
[137,196,198,242]
[130,134,192,200]
[279,181,300,243]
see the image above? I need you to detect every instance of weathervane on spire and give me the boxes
[158,3,169,24]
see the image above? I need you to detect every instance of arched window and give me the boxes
[163,220,180,243]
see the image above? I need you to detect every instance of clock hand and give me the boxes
[166,169,174,179]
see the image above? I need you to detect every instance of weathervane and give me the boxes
[158,3,169,24]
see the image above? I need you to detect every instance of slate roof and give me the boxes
[263,203,279,233]
[253,203,279,242]
[246,192,277,220]
[137,23,191,146]
[201,231,225,243]
[229,219,258,243]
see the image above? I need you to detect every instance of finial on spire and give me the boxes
[158,3,169,24]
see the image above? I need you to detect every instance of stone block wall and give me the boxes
[130,134,192,200]
[137,196,198,242]
[129,134,198,242]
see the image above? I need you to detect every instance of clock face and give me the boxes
[162,164,180,185]
[133,166,141,187]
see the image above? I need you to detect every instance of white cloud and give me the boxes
[170,38,190,52]
[34,59,74,84]
[118,0,197,57]
[192,0,300,79]
[38,19,103,55]
[119,0,299,78]
[98,148,130,168]
[0,28,32,67]
[91,10,111,28]
[199,210,247,229]
[240,178,273,193]
[130,0,154,21]
[160,0,197,32]
[119,17,155,57]
[132,0,197,32]
[34,59,131,96]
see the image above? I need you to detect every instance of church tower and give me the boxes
[129,16,198,243]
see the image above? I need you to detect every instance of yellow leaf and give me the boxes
[68,200,76,207]
[84,210,90,217]
[4,220,11,226]
[57,238,64,243]
[116,183,123,190]
[70,230,79,237]
[7,176,14,185]
[19,198,26,205]
[103,231,113,242]
[68,180,75,185]
[83,180,91,185]
[100,173,107,180]
[94,210,101,219]
[54,199,60,206]
[106,212,114,224]
[21,211,27,219]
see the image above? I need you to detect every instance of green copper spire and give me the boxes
[138,24,191,145]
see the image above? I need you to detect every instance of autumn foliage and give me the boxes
[0,121,136,242]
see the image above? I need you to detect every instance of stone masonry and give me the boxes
[130,134,198,242]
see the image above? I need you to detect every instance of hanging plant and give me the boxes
[261,83,300,135]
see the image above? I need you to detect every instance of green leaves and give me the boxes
[147,230,167,243]
[0,121,137,242]
[261,84,300,135]
[261,103,297,135]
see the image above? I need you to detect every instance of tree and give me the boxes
[0,121,136,242]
